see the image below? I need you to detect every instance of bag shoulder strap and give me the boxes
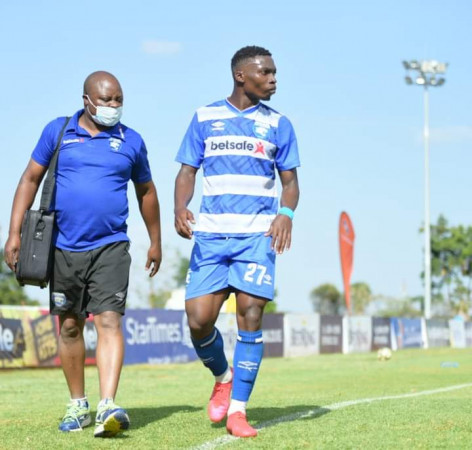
[39,117,71,212]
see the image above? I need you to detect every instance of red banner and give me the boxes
[339,212,355,313]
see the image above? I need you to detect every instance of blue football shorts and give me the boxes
[186,233,276,301]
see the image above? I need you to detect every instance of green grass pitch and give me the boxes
[0,348,471,449]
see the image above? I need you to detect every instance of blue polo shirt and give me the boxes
[32,109,152,251]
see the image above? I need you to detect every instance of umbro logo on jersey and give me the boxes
[211,121,225,131]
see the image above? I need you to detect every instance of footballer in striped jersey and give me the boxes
[174,46,300,438]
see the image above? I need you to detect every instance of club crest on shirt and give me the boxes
[253,121,270,139]
[109,137,122,151]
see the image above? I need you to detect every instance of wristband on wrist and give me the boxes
[278,206,294,220]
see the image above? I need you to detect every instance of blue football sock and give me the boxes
[232,330,264,402]
[192,328,228,377]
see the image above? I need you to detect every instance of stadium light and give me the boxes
[402,59,448,319]
[415,76,426,85]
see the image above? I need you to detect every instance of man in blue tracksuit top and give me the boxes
[4,71,162,437]
[174,46,300,438]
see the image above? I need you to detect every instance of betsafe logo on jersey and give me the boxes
[209,140,266,156]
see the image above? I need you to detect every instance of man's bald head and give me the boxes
[83,71,122,96]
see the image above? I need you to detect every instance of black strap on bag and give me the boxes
[16,116,72,287]
[32,117,71,242]
[39,116,71,212]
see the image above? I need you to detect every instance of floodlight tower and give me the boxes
[403,60,447,319]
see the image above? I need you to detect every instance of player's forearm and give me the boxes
[280,181,300,211]
[174,171,196,211]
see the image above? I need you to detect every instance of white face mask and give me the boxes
[86,95,122,127]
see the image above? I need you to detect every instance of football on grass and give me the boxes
[377,347,392,361]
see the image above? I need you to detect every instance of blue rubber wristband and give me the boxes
[278,207,294,220]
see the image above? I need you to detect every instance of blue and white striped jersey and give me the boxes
[176,99,300,237]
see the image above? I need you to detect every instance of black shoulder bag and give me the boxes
[16,117,70,288]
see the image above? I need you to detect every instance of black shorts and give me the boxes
[49,241,132,319]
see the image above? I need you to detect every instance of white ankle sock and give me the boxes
[215,367,232,384]
[228,399,246,416]
[98,397,114,408]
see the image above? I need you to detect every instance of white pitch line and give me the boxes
[191,383,472,450]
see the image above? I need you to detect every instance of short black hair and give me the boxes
[231,46,272,71]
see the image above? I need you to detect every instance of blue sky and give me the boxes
[0,1,470,312]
